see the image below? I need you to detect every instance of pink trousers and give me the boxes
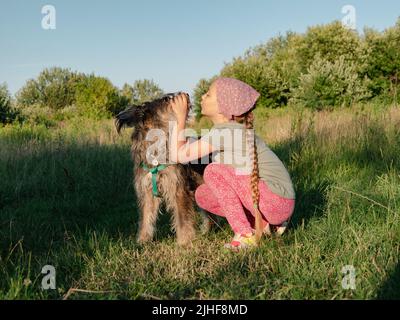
[195,163,295,235]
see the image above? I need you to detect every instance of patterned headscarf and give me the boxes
[214,77,260,118]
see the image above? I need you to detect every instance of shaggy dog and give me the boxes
[115,93,211,245]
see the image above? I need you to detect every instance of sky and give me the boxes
[1,0,400,96]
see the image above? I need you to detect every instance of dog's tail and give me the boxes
[114,105,145,134]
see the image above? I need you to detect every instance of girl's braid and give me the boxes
[234,110,263,243]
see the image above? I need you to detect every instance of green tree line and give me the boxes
[193,19,400,116]
[0,69,164,125]
[1,19,399,125]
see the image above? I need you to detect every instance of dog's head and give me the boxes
[115,92,193,165]
[115,92,191,134]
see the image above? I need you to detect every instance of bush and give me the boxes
[121,79,164,105]
[18,105,57,127]
[291,55,371,110]
[362,20,400,103]
[192,77,217,120]
[221,54,288,108]
[0,83,19,125]
[53,105,80,122]
[193,33,302,115]
[216,23,365,110]
[299,21,363,68]
[75,75,128,119]
[192,21,381,112]
[16,67,84,110]
[219,33,303,109]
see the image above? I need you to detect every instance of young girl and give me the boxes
[170,77,295,250]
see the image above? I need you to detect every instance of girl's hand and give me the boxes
[171,93,190,123]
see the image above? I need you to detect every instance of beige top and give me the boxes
[200,121,295,199]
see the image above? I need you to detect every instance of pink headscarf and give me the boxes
[214,77,260,119]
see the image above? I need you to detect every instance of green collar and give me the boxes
[140,162,170,197]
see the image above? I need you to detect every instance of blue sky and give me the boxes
[1,0,399,96]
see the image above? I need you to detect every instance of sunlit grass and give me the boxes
[1,104,399,299]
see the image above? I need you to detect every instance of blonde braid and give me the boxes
[243,112,263,243]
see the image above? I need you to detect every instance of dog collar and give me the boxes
[140,162,170,197]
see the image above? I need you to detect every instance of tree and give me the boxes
[0,83,18,124]
[121,79,164,105]
[75,75,128,119]
[212,32,304,109]
[291,55,370,110]
[16,67,84,110]
[362,19,400,102]
[298,21,363,69]
[192,21,377,111]
[192,77,218,120]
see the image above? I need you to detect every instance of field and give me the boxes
[0,103,399,299]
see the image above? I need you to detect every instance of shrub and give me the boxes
[299,21,363,68]
[221,54,287,108]
[121,79,164,105]
[220,35,300,109]
[193,22,372,112]
[75,75,128,119]
[0,83,19,125]
[362,19,400,103]
[16,67,84,110]
[192,77,217,120]
[291,55,371,110]
[194,32,303,111]
[18,105,57,127]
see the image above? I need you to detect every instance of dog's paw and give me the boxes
[176,238,194,248]
[136,234,153,245]
[176,231,196,247]
[200,218,213,235]
[197,209,212,235]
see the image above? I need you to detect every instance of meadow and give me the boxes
[0,103,399,299]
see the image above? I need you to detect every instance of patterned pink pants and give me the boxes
[195,163,295,235]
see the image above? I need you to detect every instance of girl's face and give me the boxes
[200,82,219,117]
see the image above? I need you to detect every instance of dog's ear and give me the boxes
[115,104,146,134]
[115,93,182,134]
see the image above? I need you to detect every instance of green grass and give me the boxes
[0,105,399,300]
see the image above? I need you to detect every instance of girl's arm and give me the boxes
[170,94,215,164]
[170,119,216,164]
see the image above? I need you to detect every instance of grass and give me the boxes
[0,103,399,300]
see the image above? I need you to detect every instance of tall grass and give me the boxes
[0,105,399,299]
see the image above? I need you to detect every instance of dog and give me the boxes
[115,92,211,246]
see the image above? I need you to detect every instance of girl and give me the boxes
[170,77,295,250]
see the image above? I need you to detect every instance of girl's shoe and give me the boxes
[224,232,257,250]
[262,221,272,236]
[275,221,288,236]
[262,221,289,236]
